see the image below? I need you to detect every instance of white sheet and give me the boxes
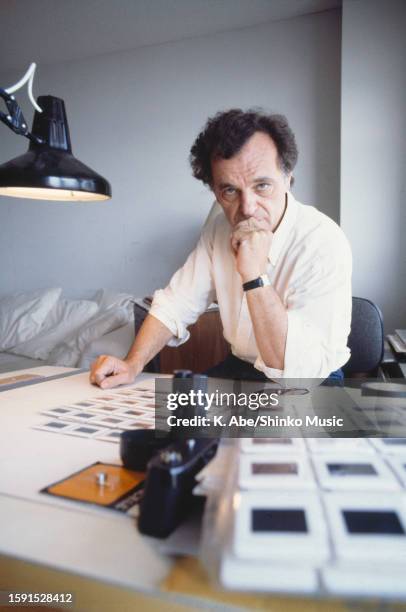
[0,352,45,374]
[2,288,135,368]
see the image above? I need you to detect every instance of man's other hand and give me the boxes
[89,355,140,389]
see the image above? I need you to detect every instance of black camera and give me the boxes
[120,370,218,538]
[137,438,217,538]
[120,432,217,538]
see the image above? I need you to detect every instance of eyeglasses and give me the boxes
[256,387,310,396]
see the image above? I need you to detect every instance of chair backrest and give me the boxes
[343,297,384,376]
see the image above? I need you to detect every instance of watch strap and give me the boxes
[242,274,271,292]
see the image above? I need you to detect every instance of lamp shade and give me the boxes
[0,96,111,201]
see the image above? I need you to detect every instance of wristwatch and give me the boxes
[242,273,271,292]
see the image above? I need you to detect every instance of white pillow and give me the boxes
[93,289,134,315]
[0,288,62,351]
[48,306,131,367]
[78,321,135,369]
[9,297,99,360]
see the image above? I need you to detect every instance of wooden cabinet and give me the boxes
[159,309,229,374]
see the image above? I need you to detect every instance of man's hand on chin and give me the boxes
[89,355,140,389]
[230,218,273,281]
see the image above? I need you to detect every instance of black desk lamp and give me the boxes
[0,64,111,201]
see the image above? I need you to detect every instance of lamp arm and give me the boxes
[5,63,42,113]
[0,88,44,145]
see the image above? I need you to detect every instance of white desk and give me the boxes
[2,368,396,612]
[0,367,197,611]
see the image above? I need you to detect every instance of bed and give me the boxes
[0,288,135,374]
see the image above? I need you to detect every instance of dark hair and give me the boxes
[190,108,298,186]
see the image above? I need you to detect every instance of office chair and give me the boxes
[343,297,384,376]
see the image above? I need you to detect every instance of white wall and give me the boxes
[0,10,341,299]
[341,0,406,331]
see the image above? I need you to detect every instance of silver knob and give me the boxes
[96,471,108,486]
[160,450,183,465]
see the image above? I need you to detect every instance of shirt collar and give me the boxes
[268,191,298,266]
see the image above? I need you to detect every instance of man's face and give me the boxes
[211,131,291,230]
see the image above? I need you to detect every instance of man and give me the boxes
[90,109,351,389]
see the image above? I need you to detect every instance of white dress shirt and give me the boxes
[149,192,352,379]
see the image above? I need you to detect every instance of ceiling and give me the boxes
[0,0,341,73]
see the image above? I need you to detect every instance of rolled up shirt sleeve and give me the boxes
[254,229,352,380]
[149,222,216,347]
